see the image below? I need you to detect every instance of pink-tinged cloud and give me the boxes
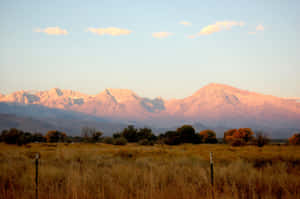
[248,24,264,35]
[152,32,173,39]
[34,27,68,35]
[256,24,264,31]
[189,21,244,38]
[187,35,196,39]
[86,27,132,36]
[179,21,192,26]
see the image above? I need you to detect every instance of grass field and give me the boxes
[0,143,300,199]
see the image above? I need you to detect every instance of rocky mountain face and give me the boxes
[165,84,300,128]
[0,84,299,137]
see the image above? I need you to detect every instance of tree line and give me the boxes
[1,125,300,146]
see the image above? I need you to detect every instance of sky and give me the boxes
[0,0,299,99]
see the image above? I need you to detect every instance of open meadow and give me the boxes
[0,143,300,199]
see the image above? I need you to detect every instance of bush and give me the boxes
[114,126,157,143]
[163,131,181,145]
[113,132,122,139]
[289,133,300,145]
[32,133,46,142]
[45,130,66,143]
[193,133,204,144]
[138,139,154,146]
[255,132,270,147]
[199,129,218,143]
[113,137,128,145]
[103,137,114,144]
[230,138,246,147]
[81,127,103,143]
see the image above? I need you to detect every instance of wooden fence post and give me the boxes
[210,152,214,186]
[35,153,40,199]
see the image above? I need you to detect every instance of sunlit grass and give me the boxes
[0,143,300,199]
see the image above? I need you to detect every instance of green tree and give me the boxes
[177,125,196,143]
[255,132,270,147]
[163,131,181,145]
[137,128,157,141]
[32,133,46,142]
[81,127,103,143]
[122,125,138,142]
[113,132,122,139]
[45,130,66,143]
[0,128,33,145]
[92,131,103,142]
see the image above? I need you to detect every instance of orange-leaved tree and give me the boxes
[223,129,237,143]
[289,133,300,145]
[199,129,218,143]
[224,128,254,146]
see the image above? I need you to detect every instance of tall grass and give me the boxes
[0,143,299,199]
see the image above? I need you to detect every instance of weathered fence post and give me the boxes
[35,153,40,199]
[210,152,214,186]
[210,152,215,199]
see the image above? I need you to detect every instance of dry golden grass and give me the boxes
[0,143,300,199]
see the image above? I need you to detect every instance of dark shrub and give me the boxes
[163,131,181,145]
[81,127,103,143]
[45,130,66,143]
[103,137,114,144]
[32,133,46,142]
[230,138,246,147]
[255,132,270,147]
[193,133,204,144]
[200,129,218,143]
[113,137,128,145]
[138,139,154,146]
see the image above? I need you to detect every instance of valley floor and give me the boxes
[0,143,300,199]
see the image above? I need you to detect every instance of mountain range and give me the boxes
[0,83,299,138]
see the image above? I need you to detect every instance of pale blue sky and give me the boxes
[0,0,299,99]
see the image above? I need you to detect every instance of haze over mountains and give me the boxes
[0,83,299,138]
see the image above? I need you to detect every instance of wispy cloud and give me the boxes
[248,24,264,35]
[34,27,68,35]
[86,27,132,36]
[256,24,264,31]
[179,21,192,26]
[152,32,173,39]
[189,21,244,38]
